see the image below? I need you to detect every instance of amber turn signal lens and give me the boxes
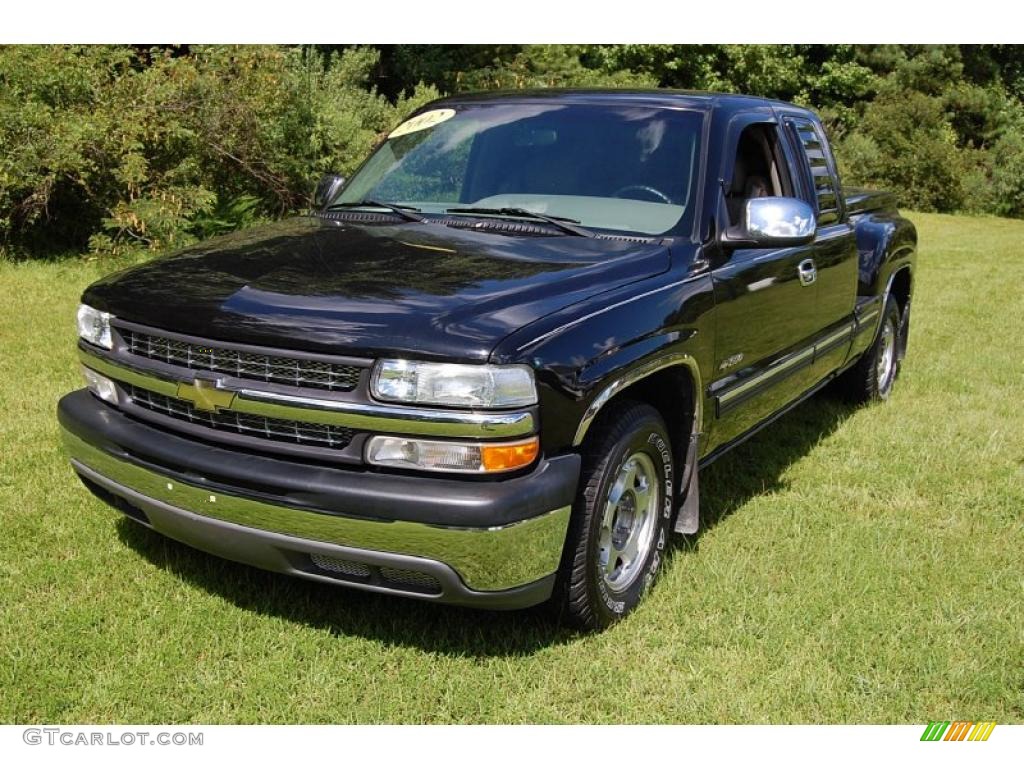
[480,437,540,472]
[365,435,540,473]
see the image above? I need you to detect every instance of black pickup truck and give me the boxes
[59,90,916,629]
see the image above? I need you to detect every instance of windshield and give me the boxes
[334,102,704,236]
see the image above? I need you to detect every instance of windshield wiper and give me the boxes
[326,200,426,223]
[445,207,594,237]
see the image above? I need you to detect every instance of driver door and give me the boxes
[709,119,822,447]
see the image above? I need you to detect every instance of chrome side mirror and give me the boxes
[747,197,815,243]
[313,173,346,209]
[722,197,816,248]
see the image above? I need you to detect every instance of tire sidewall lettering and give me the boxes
[594,427,673,616]
[647,432,674,520]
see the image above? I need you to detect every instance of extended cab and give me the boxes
[59,91,917,629]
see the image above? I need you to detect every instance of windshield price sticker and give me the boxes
[388,108,456,139]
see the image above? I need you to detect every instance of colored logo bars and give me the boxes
[920,721,996,742]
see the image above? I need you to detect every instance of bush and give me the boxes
[839,90,966,212]
[0,45,437,258]
[5,43,1024,262]
[988,130,1024,217]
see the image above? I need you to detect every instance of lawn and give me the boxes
[0,212,1021,724]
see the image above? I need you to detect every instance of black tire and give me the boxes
[839,294,904,403]
[554,401,674,631]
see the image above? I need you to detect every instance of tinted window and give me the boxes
[338,103,704,236]
[787,118,841,225]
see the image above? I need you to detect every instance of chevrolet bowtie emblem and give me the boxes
[176,378,237,413]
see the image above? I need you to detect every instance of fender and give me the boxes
[571,350,705,535]
[493,261,714,534]
[880,260,915,304]
[572,351,704,447]
[493,265,716,453]
[853,210,917,296]
[847,209,916,362]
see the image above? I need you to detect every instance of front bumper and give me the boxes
[58,390,580,609]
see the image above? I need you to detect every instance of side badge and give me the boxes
[719,353,744,371]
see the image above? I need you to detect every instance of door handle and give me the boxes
[798,259,817,287]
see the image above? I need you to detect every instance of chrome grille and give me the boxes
[119,328,362,392]
[125,384,355,450]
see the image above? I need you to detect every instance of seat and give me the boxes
[727,147,772,224]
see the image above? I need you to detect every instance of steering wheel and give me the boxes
[611,184,672,204]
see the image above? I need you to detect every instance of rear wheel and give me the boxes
[555,401,674,630]
[839,294,904,402]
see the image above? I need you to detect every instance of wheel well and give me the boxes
[889,267,912,316]
[583,366,697,484]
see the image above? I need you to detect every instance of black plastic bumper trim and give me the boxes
[58,390,580,529]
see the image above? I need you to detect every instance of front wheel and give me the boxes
[554,401,674,630]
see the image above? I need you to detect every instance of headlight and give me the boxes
[77,304,113,349]
[366,436,539,474]
[371,360,537,409]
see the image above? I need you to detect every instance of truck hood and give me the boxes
[83,216,671,361]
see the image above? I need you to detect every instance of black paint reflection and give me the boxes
[85,216,671,360]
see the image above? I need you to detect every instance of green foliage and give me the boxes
[189,193,264,241]
[440,45,656,91]
[834,47,1024,213]
[4,43,1024,260]
[378,44,654,96]
[838,91,966,212]
[0,45,434,258]
[705,45,811,101]
[988,129,1024,217]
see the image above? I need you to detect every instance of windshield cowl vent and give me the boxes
[315,210,408,225]
[312,211,655,241]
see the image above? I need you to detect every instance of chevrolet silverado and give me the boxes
[59,90,917,629]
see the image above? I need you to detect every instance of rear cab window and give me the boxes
[783,115,844,225]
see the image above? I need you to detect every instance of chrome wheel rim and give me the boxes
[598,452,660,592]
[877,316,896,394]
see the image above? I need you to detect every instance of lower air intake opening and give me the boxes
[308,553,442,595]
[309,553,372,580]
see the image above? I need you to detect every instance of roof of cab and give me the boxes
[430,88,808,114]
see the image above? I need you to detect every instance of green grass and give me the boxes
[1,212,1022,723]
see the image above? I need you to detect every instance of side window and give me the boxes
[786,118,841,225]
[725,123,794,227]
